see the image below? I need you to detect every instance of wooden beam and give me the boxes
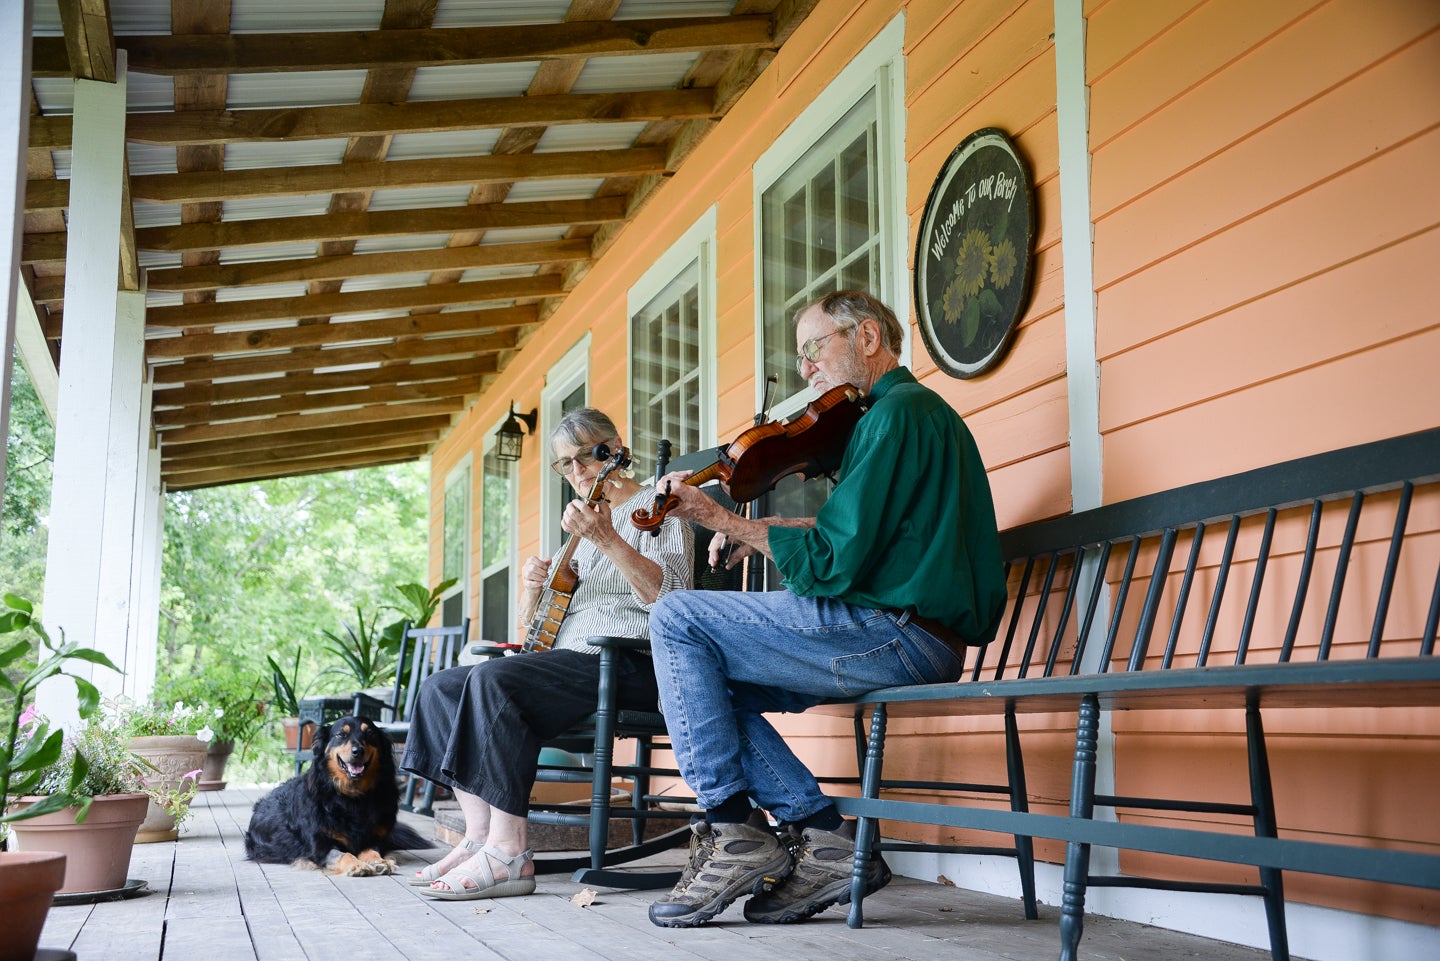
[160,416,450,459]
[133,197,625,253]
[162,431,440,471]
[157,397,465,445]
[150,357,486,406]
[152,374,486,427]
[144,304,537,360]
[20,232,66,266]
[150,334,511,385]
[164,449,431,491]
[146,239,590,292]
[57,0,116,82]
[143,274,561,329]
[32,17,775,76]
[129,147,669,204]
[109,89,716,146]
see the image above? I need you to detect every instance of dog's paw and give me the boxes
[329,853,367,876]
[358,850,397,876]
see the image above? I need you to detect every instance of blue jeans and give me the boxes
[649,589,963,823]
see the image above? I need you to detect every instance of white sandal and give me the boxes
[419,844,536,901]
[405,836,486,886]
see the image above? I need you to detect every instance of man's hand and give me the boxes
[708,531,756,571]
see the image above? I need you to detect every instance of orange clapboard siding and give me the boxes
[1091,0,1439,215]
[1088,0,1317,151]
[1095,32,1440,286]
[1096,124,1440,359]
[1100,227,1440,436]
[1084,0,1202,83]
[1103,324,1440,503]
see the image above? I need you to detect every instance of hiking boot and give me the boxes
[648,820,793,927]
[742,819,892,924]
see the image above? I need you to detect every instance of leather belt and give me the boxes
[892,608,969,663]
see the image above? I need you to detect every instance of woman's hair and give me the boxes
[799,289,903,356]
[550,408,620,452]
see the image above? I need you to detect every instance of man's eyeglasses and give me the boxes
[794,326,851,374]
[550,442,614,477]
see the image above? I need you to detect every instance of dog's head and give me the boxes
[313,716,391,798]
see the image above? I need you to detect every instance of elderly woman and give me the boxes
[399,408,693,900]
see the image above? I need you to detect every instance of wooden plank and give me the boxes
[153,376,485,427]
[165,448,434,490]
[156,398,464,445]
[31,17,777,76]
[142,277,558,328]
[150,357,485,405]
[162,435,439,473]
[134,197,626,253]
[57,0,116,82]
[146,240,591,293]
[129,148,669,204]
[149,335,508,385]
[159,417,450,460]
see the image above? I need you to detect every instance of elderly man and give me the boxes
[646,290,1007,927]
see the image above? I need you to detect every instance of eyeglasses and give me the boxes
[794,326,851,374]
[550,441,615,477]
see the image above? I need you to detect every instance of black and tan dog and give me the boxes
[244,716,431,876]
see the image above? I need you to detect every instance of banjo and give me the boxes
[521,443,632,653]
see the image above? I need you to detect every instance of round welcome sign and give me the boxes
[914,128,1035,379]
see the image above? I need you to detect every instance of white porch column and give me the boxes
[38,52,132,726]
[0,0,33,499]
[95,285,147,692]
[127,389,163,702]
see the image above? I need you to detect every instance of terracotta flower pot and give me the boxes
[280,716,313,752]
[6,793,148,894]
[0,850,66,961]
[199,739,235,792]
[128,734,209,843]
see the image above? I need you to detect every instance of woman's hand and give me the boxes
[708,531,757,571]
[561,496,618,545]
[520,555,551,593]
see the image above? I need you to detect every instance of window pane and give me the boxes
[555,383,586,529]
[760,90,878,402]
[442,466,468,583]
[480,451,510,571]
[630,257,702,468]
[481,569,509,645]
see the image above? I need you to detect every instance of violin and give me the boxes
[631,384,866,533]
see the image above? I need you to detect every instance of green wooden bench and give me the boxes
[811,427,1440,961]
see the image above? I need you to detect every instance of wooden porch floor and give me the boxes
[38,788,1285,961]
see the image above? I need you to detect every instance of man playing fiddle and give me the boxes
[645,289,1007,928]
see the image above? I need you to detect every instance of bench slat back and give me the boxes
[976,429,1440,683]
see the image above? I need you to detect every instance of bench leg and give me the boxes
[1247,703,1290,961]
[1005,707,1039,920]
[1059,693,1100,961]
[848,703,888,929]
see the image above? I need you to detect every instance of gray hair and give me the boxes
[550,408,620,453]
[796,290,903,356]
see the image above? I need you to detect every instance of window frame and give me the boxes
[540,334,590,557]
[626,205,719,471]
[477,425,517,645]
[751,14,909,421]
[439,453,473,630]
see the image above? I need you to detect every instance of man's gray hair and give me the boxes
[797,290,903,356]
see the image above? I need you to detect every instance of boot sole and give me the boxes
[648,857,793,928]
[743,860,892,924]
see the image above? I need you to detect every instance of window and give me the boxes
[540,336,589,556]
[754,16,905,415]
[478,445,514,645]
[628,208,716,468]
[749,17,906,556]
[440,459,471,628]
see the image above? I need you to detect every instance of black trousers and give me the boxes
[398,648,659,817]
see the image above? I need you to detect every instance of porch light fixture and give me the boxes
[494,403,537,462]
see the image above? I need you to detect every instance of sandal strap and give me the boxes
[458,836,486,853]
[433,866,487,892]
[479,844,534,877]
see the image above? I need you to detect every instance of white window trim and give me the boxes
[626,204,719,464]
[479,423,518,645]
[540,334,590,556]
[751,14,909,417]
[441,451,473,628]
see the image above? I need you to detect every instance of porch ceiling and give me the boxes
[22,0,817,491]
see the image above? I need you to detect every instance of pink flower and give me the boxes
[183,769,203,781]
[18,704,38,727]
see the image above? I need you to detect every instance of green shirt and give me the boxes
[769,367,1007,646]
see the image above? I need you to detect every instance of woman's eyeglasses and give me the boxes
[794,326,851,374]
[550,442,615,476]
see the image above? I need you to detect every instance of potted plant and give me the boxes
[156,672,267,791]
[111,697,212,843]
[321,605,393,693]
[266,646,309,751]
[0,592,135,958]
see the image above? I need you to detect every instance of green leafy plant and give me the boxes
[156,672,267,751]
[1,592,121,835]
[33,722,147,799]
[265,646,304,717]
[108,696,217,743]
[321,606,391,689]
[378,579,458,687]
